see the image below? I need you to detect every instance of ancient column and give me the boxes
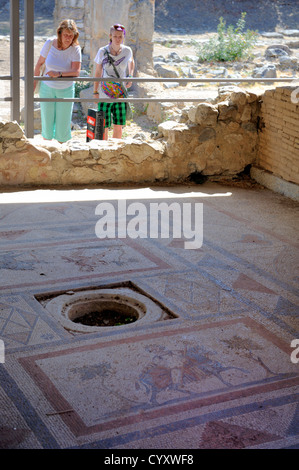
[90,0,154,73]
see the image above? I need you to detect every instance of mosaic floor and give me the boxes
[0,183,298,449]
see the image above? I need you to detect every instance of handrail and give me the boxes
[32,75,297,101]
[32,75,298,104]
[1,74,297,129]
[32,76,297,83]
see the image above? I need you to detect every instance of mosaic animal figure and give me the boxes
[136,361,190,405]
[136,344,247,405]
[186,345,247,386]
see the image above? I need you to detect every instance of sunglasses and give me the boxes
[113,24,126,34]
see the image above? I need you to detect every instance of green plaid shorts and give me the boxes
[98,101,127,128]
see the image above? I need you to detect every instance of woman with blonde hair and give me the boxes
[34,19,82,143]
[93,24,135,140]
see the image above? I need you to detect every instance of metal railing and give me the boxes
[18,75,299,138]
[0,0,297,139]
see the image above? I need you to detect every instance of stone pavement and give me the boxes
[0,182,298,449]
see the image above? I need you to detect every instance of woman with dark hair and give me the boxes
[34,19,82,143]
[93,24,135,140]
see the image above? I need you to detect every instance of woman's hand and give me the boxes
[47,70,61,78]
[126,76,133,88]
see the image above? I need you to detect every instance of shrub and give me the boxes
[194,12,258,62]
[74,80,91,98]
[74,67,92,98]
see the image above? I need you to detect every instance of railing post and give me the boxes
[10,0,20,122]
[24,0,35,138]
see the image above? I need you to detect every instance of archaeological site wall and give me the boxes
[255,87,299,186]
[0,86,298,201]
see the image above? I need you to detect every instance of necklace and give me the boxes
[110,45,121,55]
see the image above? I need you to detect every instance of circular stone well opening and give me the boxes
[45,287,167,333]
[71,300,139,327]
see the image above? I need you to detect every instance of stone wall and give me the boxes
[0,122,52,186]
[0,86,298,197]
[0,122,166,186]
[256,86,299,185]
[163,87,260,178]
[0,86,260,187]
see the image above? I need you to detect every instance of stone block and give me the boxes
[218,101,238,121]
[229,90,248,107]
[0,121,24,139]
[154,64,179,78]
[198,128,216,142]
[147,102,174,124]
[158,121,187,138]
[188,103,218,126]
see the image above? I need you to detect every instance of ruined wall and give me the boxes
[0,87,260,187]
[0,87,298,194]
[256,86,299,185]
[0,122,166,187]
[163,87,260,178]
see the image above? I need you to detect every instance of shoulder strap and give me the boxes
[44,39,53,59]
[104,48,120,78]
[103,48,128,97]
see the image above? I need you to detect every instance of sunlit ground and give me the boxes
[0,184,232,204]
[0,16,55,36]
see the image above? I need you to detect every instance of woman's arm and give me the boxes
[47,61,81,78]
[128,57,135,77]
[93,63,103,95]
[34,55,46,90]
[126,57,135,88]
